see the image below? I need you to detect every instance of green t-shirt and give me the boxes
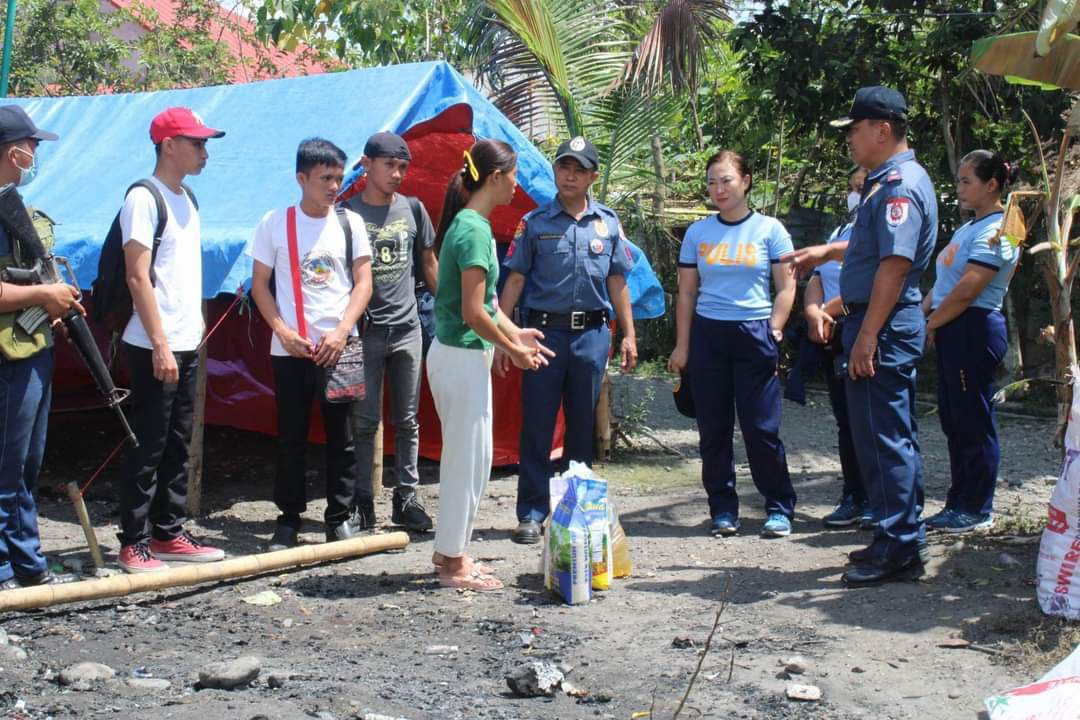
[434,209,498,350]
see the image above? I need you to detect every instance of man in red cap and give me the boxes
[116,107,226,573]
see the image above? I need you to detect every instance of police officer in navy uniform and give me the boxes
[792,87,937,584]
[827,87,936,584]
[500,137,637,544]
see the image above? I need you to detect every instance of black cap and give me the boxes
[554,136,599,170]
[830,86,908,129]
[673,372,696,419]
[0,105,58,144]
[363,131,411,161]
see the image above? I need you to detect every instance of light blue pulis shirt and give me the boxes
[930,211,1017,311]
[814,222,852,304]
[678,211,793,321]
[840,149,938,305]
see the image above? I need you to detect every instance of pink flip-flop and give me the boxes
[437,570,504,592]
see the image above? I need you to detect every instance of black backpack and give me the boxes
[91,179,197,334]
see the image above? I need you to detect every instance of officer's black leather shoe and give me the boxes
[325,517,357,543]
[267,524,299,551]
[849,541,930,565]
[511,520,542,545]
[842,556,925,586]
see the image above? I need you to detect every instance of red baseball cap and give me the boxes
[149,107,225,144]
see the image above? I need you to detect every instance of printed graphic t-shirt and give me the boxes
[248,205,371,356]
[119,176,204,352]
[344,193,435,326]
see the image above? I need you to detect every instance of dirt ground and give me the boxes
[1,374,1075,720]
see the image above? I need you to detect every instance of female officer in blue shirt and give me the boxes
[668,150,797,538]
[922,150,1019,533]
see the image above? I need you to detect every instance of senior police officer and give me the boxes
[500,137,637,544]
[825,87,937,585]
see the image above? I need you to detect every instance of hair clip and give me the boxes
[463,149,480,182]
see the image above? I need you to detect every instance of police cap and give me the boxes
[554,136,599,170]
[830,86,908,129]
[0,105,58,144]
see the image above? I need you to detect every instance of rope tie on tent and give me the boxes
[80,286,245,495]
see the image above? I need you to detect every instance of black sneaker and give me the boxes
[392,491,433,532]
[267,524,298,551]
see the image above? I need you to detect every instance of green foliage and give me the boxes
[255,0,471,67]
[2,0,240,96]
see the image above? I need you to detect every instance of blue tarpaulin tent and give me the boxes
[7,61,664,462]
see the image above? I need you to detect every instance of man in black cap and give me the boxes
[792,86,937,585]
[343,131,438,532]
[0,105,80,590]
[500,136,637,544]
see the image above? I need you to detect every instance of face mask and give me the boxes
[846,191,860,212]
[12,146,37,187]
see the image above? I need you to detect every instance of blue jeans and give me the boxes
[936,308,1007,515]
[689,316,795,520]
[0,350,52,582]
[352,322,423,499]
[517,324,610,523]
[843,303,926,562]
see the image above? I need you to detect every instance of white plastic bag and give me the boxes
[984,644,1080,719]
[1037,366,1080,620]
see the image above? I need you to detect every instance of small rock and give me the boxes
[126,677,171,691]
[0,627,8,645]
[1007,478,1024,488]
[93,567,119,578]
[0,644,28,663]
[937,638,970,649]
[851,666,865,674]
[197,656,261,690]
[997,552,1022,568]
[506,661,564,697]
[59,662,116,686]
[948,689,962,699]
[518,632,534,648]
[671,636,695,649]
[267,671,290,689]
[362,714,410,720]
[241,590,282,607]
[781,655,810,675]
[424,645,458,656]
[786,683,821,701]
[562,681,589,698]
[281,618,294,629]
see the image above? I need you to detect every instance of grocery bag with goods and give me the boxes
[1037,365,1080,621]
[579,477,613,591]
[548,476,592,605]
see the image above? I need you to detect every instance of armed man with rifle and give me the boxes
[0,105,79,591]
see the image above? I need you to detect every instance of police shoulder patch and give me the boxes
[885,197,910,227]
[506,239,517,259]
[513,218,527,240]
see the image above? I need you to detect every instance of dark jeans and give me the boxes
[936,308,1007,515]
[352,322,422,501]
[271,355,358,527]
[689,316,796,520]
[118,343,197,546]
[824,341,866,504]
[0,349,51,581]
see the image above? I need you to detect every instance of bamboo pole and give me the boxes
[372,420,384,498]
[65,482,104,569]
[187,301,210,516]
[0,532,409,613]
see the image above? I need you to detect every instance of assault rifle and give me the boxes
[0,183,138,448]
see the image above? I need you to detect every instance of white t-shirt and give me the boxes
[119,176,204,352]
[248,206,371,357]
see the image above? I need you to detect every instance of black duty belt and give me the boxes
[527,309,609,330]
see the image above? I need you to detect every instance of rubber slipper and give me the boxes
[437,570,504,592]
[432,559,496,576]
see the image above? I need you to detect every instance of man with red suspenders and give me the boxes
[249,138,373,550]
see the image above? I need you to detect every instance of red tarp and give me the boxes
[51,104,563,466]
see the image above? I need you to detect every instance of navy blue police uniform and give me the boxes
[837,133,937,579]
[504,155,634,526]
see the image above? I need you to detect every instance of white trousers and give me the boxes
[427,339,494,558]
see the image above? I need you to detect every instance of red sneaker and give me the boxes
[149,532,225,563]
[119,542,168,574]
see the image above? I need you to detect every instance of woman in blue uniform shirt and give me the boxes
[922,150,1020,533]
[668,150,798,538]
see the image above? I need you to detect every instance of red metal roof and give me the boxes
[107,0,337,83]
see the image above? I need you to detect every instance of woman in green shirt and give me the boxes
[429,139,552,591]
